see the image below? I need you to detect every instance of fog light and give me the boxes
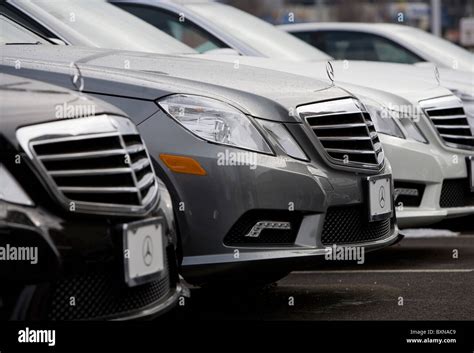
[394,188,419,201]
[245,221,291,238]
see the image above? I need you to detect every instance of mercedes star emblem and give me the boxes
[69,62,84,92]
[379,185,386,209]
[326,60,335,86]
[142,235,153,267]
[434,66,440,86]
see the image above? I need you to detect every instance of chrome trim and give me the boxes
[420,95,474,151]
[16,115,159,216]
[298,98,385,171]
[37,149,126,161]
[312,122,367,129]
[319,136,372,141]
[325,148,375,154]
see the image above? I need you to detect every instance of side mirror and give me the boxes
[48,38,67,45]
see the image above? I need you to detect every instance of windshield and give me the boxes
[13,0,196,54]
[186,2,331,62]
[394,27,473,71]
[0,15,46,44]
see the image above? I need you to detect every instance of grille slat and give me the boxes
[37,149,126,161]
[298,98,384,169]
[17,115,159,215]
[49,168,133,176]
[58,186,139,193]
[421,96,474,150]
[312,122,367,129]
[435,125,471,129]
[319,136,372,141]
[430,115,466,120]
[325,148,376,154]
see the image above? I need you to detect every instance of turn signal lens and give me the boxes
[160,154,207,176]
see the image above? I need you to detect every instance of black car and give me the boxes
[0,73,183,320]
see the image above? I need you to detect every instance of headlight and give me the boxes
[158,95,272,154]
[391,110,427,143]
[0,165,34,206]
[365,103,427,143]
[258,120,308,161]
[365,104,404,138]
[450,89,474,102]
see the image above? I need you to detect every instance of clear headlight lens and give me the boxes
[365,104,404,139]
[0,165,34,206]
[365,102,427,143]
[391,110,427,143]
[258,120,308,161]
[158,95,272,154]
[450,89,474,102]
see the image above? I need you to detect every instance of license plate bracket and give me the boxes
[366,174,393,222]
[122,217,165,287]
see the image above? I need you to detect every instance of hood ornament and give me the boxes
[326,60,335,86]
[434,66,440,86]
[69,62,84,92]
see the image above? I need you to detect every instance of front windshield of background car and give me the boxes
[0,16,46,44]
[186,2,332,62]
[394,27,474,71]
[13,0,197,54]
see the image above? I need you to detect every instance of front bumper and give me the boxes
[139,111,398,283]
[0,196,181,321]
[380,134,474,228]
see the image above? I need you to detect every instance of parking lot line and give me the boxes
[294,269,473,274]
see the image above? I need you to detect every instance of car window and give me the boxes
[302,30,422,64]
[0,15,46,44]
[393,27,474,71]
[115,3,228,53]
[185,2,331,61]
[10,0,196,54]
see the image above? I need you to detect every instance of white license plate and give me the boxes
[122,218,165,287]
[468,157,474,192]
[367,174,392,222]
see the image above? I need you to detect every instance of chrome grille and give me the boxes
[420,96,474,150]
[297,98,384,170]
[17,115,158,216]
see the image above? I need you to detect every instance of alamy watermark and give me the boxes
[18,327,55,347]
[55,101,96,119]
[380,103,423,122]
[217,150,257,170]
[325,244,365,264]
[0,244,38,264]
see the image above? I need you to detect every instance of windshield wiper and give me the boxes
[4,41,42,45]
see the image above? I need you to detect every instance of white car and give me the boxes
[279,22,474,73]
[110,0,474,227]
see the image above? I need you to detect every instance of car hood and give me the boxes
[0,46,352,123]
[196,54,456,104]
[0,73,123,144]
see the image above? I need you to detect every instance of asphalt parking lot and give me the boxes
[175,231,474,320]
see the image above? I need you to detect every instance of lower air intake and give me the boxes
[321,205,392,245]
